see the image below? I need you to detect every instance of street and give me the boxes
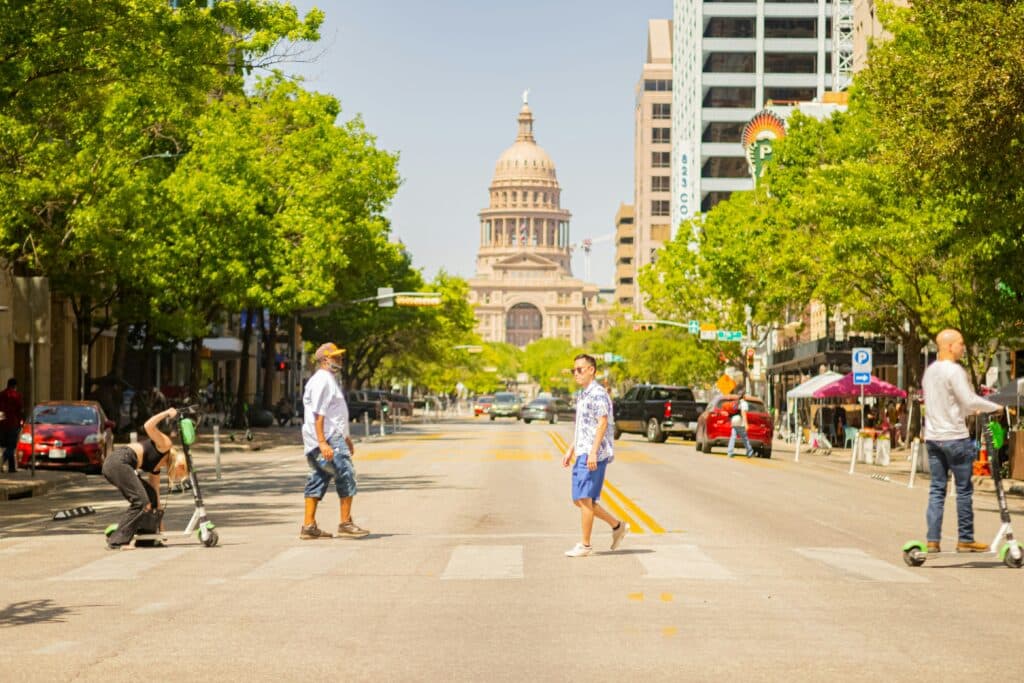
[2,418,1023,681]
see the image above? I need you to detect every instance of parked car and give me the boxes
[347,391,379,422]
[612,384,706,443]
[488,392,522,420]
[474,395,495,417]
[695,395,774,458]
[17,401,115,473]
[387,392,414,417]
[521,397,575,425]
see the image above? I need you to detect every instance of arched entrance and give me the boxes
[506,303,543,347]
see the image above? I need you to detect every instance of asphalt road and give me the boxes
[2,418,1023,681]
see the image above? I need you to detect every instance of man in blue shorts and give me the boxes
[561,353,628,557]
[300,342,369,540]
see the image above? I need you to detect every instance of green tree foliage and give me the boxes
[521,337,579,395]
[592,322,721,391]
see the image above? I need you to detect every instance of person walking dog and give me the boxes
[561,353,628,557]
[921,328,1001,553]
[299,342,369,540]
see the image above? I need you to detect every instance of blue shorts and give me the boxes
[304,436,356,499]
[571,458,608,502]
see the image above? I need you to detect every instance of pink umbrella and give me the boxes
[812,372,907,399]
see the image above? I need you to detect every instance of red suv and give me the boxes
[695,395,773,458]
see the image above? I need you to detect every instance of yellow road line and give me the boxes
[599,490,643,534]
[603,480,666,534]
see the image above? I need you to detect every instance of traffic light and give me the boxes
[276,359,288,372]
[745,347,755,370]
[633,323,656,331]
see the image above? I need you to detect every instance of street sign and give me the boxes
[716,330,744,342]
[688,320,699,334]
[700,330,716,341]
[604,352,613,363]
[852,347,872,385]
[377,286,394,307]
[394,295,442,307]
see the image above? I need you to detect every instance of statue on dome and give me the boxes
[522,89,529,105]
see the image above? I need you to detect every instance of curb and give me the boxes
[0,476,56,501]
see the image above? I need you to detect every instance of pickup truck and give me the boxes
[612,384,706,443]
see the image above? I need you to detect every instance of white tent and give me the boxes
[786,371,843,461]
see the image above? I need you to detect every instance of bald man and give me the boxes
[920,329,1000,553]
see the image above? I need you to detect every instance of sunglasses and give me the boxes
[571,366,591,374]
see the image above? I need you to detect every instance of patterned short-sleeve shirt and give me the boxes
[573,382,615,463]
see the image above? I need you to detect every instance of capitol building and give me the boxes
[468,97,613,347]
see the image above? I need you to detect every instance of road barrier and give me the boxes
[52,506,94,520]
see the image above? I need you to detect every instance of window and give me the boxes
[765,87,817,103]
[702,157,749,178]
[619,277,634,285]
[619,257,633,266]
[651,200,670,216]
[651,176,671,192]
[703,87,755,108]
[701,191,732,212]
[644,79,672,91]
[619,236,634,245]
[764,53,816,74]
[703,52,755,73]
[704,18,754,38]
[702,121,745,143]
[652,151,670,168]
[650,225,670,241]
[651,102,671,119]
[764,18,816,38]
[652,127,671,144]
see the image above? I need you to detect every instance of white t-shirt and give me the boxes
[921,359,1000,441]
[301,369,349,453]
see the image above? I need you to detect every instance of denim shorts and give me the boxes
[571,458,608,502]
[304,436,356,499]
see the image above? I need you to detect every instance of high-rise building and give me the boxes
[468,97,613,347]
[672,0,838,229]
[631,19,674,316]
[613,204,635,307]
[853,0,907,72]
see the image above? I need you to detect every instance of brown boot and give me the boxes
[956,540,989,553]
[926,541,941,553]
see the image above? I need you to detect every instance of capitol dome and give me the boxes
[491,103,559,186]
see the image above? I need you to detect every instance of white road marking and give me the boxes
[242,547,358,580]
[795,547,928,583]
[638,544,735,580]
[52,548,188,581]
[33,641,80,654]
[441,545,524,580]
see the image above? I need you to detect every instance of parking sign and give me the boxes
[852,347,872,385]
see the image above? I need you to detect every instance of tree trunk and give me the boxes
[261,314,277,411]
[190,337,202,398]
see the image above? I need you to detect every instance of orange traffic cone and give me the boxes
[974,438,991,476]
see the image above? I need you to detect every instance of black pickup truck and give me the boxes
[612,384,706,443]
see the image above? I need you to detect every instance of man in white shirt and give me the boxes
[921,329,1000,553]
[299,342,369,540]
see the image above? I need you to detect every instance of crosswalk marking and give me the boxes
[53,548,188,581]
[441,545,523,580]
[795,547,928,583]
[242,547,358,580]
[638,544,734,580]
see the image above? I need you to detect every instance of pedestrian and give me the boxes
[0,378,24,473]
[561,353,628,557]
[727,394,754,458]
[300,342,369,540]
[921,328,1001,553]
[102,407,188,550]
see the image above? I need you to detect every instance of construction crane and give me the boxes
[568,233,614,282]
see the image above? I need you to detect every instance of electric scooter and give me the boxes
[105,408,219,548]
[902,417,1022,569]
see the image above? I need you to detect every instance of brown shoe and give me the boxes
[337,520,370,538]
[299,523,333,540]
[956,540,990,553]
[926,541,941,553]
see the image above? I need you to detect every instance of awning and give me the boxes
[202,337,243,355]
[786,371,843,399]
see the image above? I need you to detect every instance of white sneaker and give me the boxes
[565,542,592,558]
[611,521,629,551]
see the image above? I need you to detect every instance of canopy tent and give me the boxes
[812,373,907,400]
[786,371,843,399]
[986,378,1024,408]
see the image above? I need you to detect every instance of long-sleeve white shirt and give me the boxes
[921,359,1000,441]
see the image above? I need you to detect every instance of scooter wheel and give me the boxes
[202,530,219,548]
[903,548,925,567]
[1002,546,1023,569]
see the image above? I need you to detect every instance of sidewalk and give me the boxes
[0,468,86,501]
[771,438,1024,496]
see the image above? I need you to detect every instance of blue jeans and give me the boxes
[728,425,753,457]
[304,435,356,500]
[926,438,976,543]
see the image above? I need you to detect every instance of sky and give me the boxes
[282,0,672,289]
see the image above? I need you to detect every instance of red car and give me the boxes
[473,395,494,417]
[695,395,773,458]
[17,401,115,473]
